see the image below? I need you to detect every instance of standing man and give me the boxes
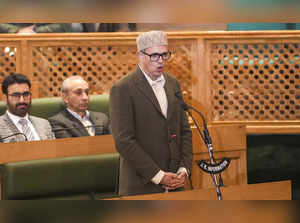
[0,74,55,143]
[49,76,109,139]
[110,31,193,196]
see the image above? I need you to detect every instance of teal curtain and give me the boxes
[228,23,300,30]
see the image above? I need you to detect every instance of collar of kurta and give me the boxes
[138,64,166,88]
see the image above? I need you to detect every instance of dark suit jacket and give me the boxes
[48,109,110,139]
[109,67,193,196]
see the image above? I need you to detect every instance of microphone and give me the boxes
[0,132,28,142]
[175,92,189,111]
[175,91,226,200]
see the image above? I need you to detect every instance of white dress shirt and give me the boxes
[142,69,168,118]
[7,111,40,141]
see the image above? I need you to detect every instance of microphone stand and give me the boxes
[185,107,223,200]
[175,92,224,200]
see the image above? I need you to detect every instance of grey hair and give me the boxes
[61,76,86,94]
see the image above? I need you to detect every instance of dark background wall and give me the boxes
[247,134,300,199]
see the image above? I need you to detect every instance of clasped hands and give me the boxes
[160,172,187,191]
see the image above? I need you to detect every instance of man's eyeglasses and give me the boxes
[141,51,172,62]
[8,91,31,99]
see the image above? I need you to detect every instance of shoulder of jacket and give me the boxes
[90,111,107,117]
[0,114,6,120]
[48,110,69,120]
[165,73,178,82]
[30,115,50,123]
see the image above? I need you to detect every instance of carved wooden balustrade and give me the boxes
[0,31,300,133]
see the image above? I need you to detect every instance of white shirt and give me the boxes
[139,65,188,185]
[6,111,40,141]
[67,109,95,136]
[141,66,168,118]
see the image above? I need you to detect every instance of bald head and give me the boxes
[61,76,88,95]
[61,76,90,117]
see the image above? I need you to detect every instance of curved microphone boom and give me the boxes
[52,125,104,132]
[0,132,28,142]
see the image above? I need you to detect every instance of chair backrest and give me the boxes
[0,94,110,119]
[0,153,119,200]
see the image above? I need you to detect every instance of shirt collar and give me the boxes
[67,108,90,122]
[139,65,165,87]
[6,110,29,124]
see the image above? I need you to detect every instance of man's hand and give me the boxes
[160,172,178,187]
[160,172,187,190]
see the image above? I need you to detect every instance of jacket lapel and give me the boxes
[89,112,103,135]
[63,109,89,136]
[134,67,165,118]
[29,116,44,140]
[164,77,176,120]
[3,114,25,141]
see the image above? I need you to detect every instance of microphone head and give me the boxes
[175,91,188,111]
[175,91,183,100]
[181,103,189,111]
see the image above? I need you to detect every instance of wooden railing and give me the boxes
[1,31,300,133]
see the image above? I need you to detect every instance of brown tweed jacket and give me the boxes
[109,67,193,196]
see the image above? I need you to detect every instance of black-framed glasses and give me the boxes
[8,91,31,99]
[141,51,172,62]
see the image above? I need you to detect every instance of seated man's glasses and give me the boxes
[8,91,31,99]
[141,51,172,62]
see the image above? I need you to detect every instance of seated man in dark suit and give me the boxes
[49,76,109,138]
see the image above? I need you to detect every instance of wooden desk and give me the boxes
[107,182,293,223]
[117,181,291,200]
[0,125,246,191]
[0,135,116,164]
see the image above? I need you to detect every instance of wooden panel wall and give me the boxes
[0,31,300,133]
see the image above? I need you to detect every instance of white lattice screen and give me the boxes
[0,32,300,133]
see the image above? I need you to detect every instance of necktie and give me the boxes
[81,118,95,136]
[19,118,34,141]
[152,81,168,118]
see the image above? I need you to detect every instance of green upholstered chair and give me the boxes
[0,94,117,200]
[0,153,119,200]
[0,94,110,118]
